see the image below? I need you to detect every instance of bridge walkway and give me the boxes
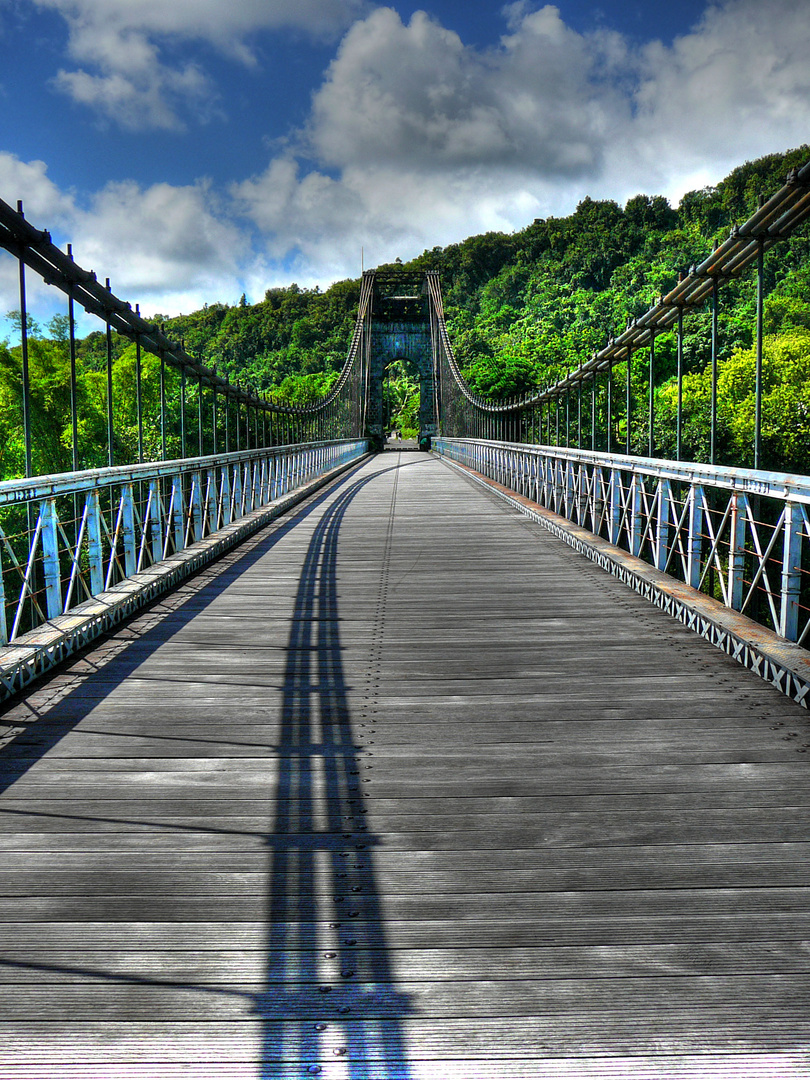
[0,450,809,1078]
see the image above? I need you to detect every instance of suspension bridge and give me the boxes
[1,165,810,1078]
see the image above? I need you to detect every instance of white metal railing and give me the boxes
[0,439,368,647]
[435,438,810,646]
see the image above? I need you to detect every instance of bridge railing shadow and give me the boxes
[258,470,413,1077]
[0,459,414,1078]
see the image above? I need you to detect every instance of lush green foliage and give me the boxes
[3,145,809,478]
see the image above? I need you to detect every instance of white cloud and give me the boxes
[32,0,368,129]
[0,157,247,320]
[623,0,810,200]
[74,180,247,305]
[0,151,77,224]
[5,0,810,323]
[53,53,214,132]
[309,6,628,174]
[0,154,80,322]
[34,0,368,49]
[231,5,632,281]
[233,0,810,284]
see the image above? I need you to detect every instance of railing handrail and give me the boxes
[443,437,810,505]
[0,439,362,505]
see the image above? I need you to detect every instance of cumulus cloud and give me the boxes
[32,0,367,128]
[231,5,632,277]
[234,0,810,283]
[309,6,628,174]
[74,180,247,303]
[625,0,810,193]
[0,155,247,319]
[0,152,77,223]
[5,0,810,321]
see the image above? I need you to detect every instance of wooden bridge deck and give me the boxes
[1,450,810,1078]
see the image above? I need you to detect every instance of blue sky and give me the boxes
[1,0,809,322]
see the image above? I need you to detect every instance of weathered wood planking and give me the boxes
[1,450,810,1078]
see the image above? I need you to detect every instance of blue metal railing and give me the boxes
[436,437,810,647]
[0,438,368,695]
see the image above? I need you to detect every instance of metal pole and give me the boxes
[648,334,655,458]
[755,238,764,469]
[225,378,230,453]
[676,306,684,461]
[180,368,186,459]
[198,376,204,456]
[711,277,719,465]
[591,375,596,452]
[565,387,570,447]
[67,245,79,472]
[134,304,143,464]
[105,278,114,468]
[606,366,612,454]
[160,352,167,460]
[625,349,632,455]
[212,382,217,455]
[16,202,33,478]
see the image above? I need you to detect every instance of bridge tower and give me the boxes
[366,269,437,451]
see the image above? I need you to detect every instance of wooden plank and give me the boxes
[2,449,810,1076]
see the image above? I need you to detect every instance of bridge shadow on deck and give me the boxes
[257,469,413,1077]
[0,458,415,1077]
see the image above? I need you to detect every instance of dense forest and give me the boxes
[2,144,809,478]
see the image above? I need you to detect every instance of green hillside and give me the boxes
[2,145,809,477]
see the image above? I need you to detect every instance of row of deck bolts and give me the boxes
[772,720,810,751]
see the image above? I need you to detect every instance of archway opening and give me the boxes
[382,356,421,445]
[366,269,436,451]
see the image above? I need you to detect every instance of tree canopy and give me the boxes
[2,144,809,476]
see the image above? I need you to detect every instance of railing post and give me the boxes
[190,472,204,543]
[149,480,163,565]
[233,463,243,520]
[780,501,803,641]
[86,490,104,595]
[687,484,704,590]
[41,498,62,619]
[654,479,672,571]
[608,468,621,546]
[172,476,185,553]
[576,462,588,525]
[592,465,605,535]
[252,459,262,508]
[221,467,232,526]
[0,554,8,645]
[121,484,137,578]
[207,469,218,534]
[553,455,564,513]
[728,491,747,610]
[565,458,575,521]
[629,473,642,557]
[259,456,269,504]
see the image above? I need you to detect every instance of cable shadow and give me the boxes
[0,456,422,1076]
[255,470,414,1078]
